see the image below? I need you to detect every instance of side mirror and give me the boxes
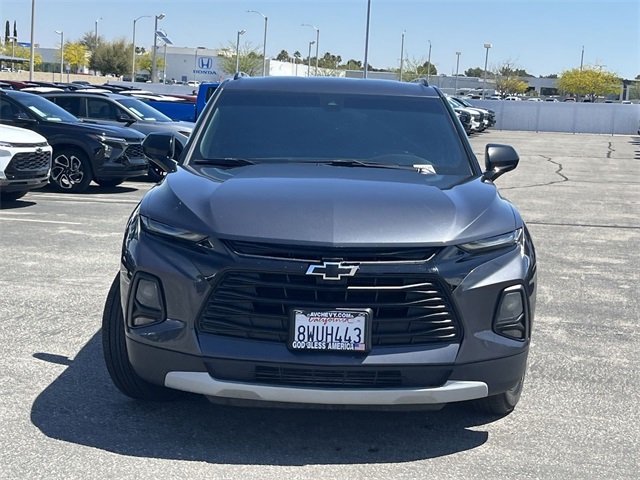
[482,144,519,181]
[116,113,136,126]
[142,132,178,174]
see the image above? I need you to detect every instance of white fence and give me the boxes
[472,101,639,135]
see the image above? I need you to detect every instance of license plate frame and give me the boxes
[288,308,372,353]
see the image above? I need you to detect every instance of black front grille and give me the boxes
[205,358,452,388]
[197,271,461,347]
[124,144,144,159]
[224,240,439,262]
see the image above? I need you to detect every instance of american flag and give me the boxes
[354,342,366,351]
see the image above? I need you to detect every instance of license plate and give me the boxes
[289,308,372,352]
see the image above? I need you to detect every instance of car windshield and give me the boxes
[118,97,173,122]
[193,90,472,177]
[19,93,78,122]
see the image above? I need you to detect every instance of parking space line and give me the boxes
[0,216,82,225]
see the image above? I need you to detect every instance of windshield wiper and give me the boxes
[194,157,257,167]
[320,159,417,170]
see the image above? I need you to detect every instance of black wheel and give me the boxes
[471,375,525,416]
[50,148,92,193]
[102,274,180,401]
[1,190,28,202]
[95,179,125,188]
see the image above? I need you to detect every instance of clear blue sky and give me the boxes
[2,0,639,79]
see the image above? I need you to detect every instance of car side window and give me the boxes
[87,99,116,120]
[53,96,82,116]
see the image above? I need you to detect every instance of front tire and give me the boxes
[102,274,180,401]
[472,375,525,416]
[50,148,92,193]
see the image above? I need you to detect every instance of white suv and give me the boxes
[0,125,52,202]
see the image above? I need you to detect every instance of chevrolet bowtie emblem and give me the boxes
[306,262,359,281]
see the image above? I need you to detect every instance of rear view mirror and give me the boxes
[482,144,519,181]
[142,132,178,174]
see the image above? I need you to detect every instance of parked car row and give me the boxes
[446,95,497,135]
[0,83,201,200]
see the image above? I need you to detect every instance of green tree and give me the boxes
[557,67,623,102]
[494,60,529,96]
[56,42,87,73]
[398,56,436,82]
[217,41,263,76]
[79,31,104,53]
[275,49,290,61]
[464,67,484,77]
[343,59,362,70]
[318,52,342,69]
[1,43,42,69]
[89,37,131,76]
[136,51,164,75]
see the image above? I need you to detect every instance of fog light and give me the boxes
[129,274,165,328]
[135,278,161,309]
[493,287,527,341]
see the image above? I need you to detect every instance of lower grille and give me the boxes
[197,270,461,347]
[205,359,452,389]
[123,144,144,160]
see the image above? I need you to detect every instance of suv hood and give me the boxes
[142,163,517,246]
[0,124,48,144]
[72,120,145,140]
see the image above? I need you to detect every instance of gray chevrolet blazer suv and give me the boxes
[102,75,537,416]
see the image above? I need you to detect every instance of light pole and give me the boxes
[247,10,268,76]
[399,30,405,81]
[580,45,584,71]
[307,40,315,76]
[94,18,102,46]
[132,15,151,82]
[302,24,319,75]
[29,0,35,81]
[7,36,16,71]
[54,30,64,82]
[363,0,371,78]
[455,51,461,93]
[482,43,492,99]
[151,13,165,82]
[426,40,432,84]
[235,29,246,73]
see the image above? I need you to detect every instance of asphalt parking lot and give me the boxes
[1,131,638,479]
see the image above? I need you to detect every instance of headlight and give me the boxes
[140,215,208,243]
[89,134,127,144]
[458,229,523,253]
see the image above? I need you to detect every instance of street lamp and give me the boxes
[455,51,461,94]
[426,40,432,84]
[29,0,35,81]
[55,30,63,82]
[95,18,102,46]
[363,0,371,78]
[247,10,268,76]
[7,36,17,72]
[302,24,319,75]
[132,15,151,82]
[151,13,165,82]
[307,40,315,76]
[235,29,246,73]
[482,43,492,99]
[399,30,405,81]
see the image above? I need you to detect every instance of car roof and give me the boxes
[221,76,440,97]
[41,91,131,101]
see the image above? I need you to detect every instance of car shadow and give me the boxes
[31,332,493,465]
[0,198,37,209]
[38,184,140,195]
